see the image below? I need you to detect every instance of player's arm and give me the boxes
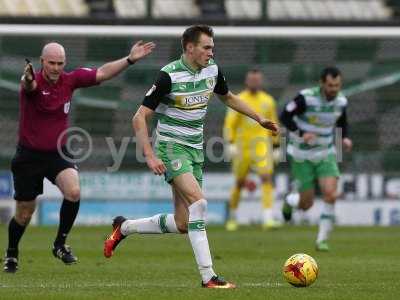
[279,94,306,133]
[336,107,352,152]
[215,69,278,134]
[133,106,166,175]
[132,71,170,175]
[96,40,155,83]
[21,59,37,92]
[280,94,319,144]
[219,92,278,134]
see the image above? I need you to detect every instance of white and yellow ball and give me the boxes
[283,253,318,287]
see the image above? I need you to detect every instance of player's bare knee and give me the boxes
[299,201,313,210]
[236,179,246,188]
[259,174,272,183]
[321,187,336,202]
[64,186,80,202]
[324,192,337,204]
[15,209,34,226]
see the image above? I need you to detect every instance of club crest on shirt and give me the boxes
[64,101,71,114]
[205,77,215,89]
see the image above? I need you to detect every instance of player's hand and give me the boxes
[303,132,317,144]
[259,118,279,135]
[23,59,35,82]
[146,154,166,176]
[129,40,156,63]
[342,138,353,152]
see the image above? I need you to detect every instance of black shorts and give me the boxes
[11,144,78,201]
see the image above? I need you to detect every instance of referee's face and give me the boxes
[193,33,214,69]
[41,51,66,83]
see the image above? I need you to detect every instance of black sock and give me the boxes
[7,217,26,258]
[54,199,80,247]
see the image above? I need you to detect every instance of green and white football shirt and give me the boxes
[281,86,348,161]
[142,56,229,149]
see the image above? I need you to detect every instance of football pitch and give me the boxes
[0,225,399,300]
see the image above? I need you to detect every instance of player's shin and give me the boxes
[6,217,26,258]
[261,182,274,222]
[226,186,241,230]
[316,202,335,243]
[120,214,179,235]
[188,199,217,283]
[54,199,80,247]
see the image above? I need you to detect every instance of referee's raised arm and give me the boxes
[95,40,155,83]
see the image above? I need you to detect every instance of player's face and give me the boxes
[41,53,66,83]
[321,75,342,100]
[245,72,263,93]
[192,33,214,68]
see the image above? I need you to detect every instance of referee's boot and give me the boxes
[52,244,78,265]
[4,249,18,273]
[3,256,18,273]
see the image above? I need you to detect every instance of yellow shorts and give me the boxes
[232,142,273,180]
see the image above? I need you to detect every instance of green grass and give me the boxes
[0,225,399,300]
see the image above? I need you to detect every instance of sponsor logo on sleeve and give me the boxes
[146,85,157,97]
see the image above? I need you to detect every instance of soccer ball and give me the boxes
[283,253,318,287]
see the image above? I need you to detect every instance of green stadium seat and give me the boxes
[289,64,323,85]
[255,40,296,63]
[79,85,123,101]
[124,67,160,85]
[86,37,129,62]
[74,107,115,136]
[337,40,378,61]
[1,37,44,57]
[367,59,400,77]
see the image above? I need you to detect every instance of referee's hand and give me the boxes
[128,40,156,64]
[23,59,35,83]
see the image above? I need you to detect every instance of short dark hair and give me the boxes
[247,67,263,75]
[181,25,214,52]
[320,66,341,82]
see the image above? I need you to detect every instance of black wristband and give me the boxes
[127,57,135,65]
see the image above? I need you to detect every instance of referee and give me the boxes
[4,40,155,273]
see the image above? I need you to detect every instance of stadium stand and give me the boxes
[0,0,88,16]
[113,0,146,18]
[152,0,200,18]
[268,0,391,20]
[0,0,391,20]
